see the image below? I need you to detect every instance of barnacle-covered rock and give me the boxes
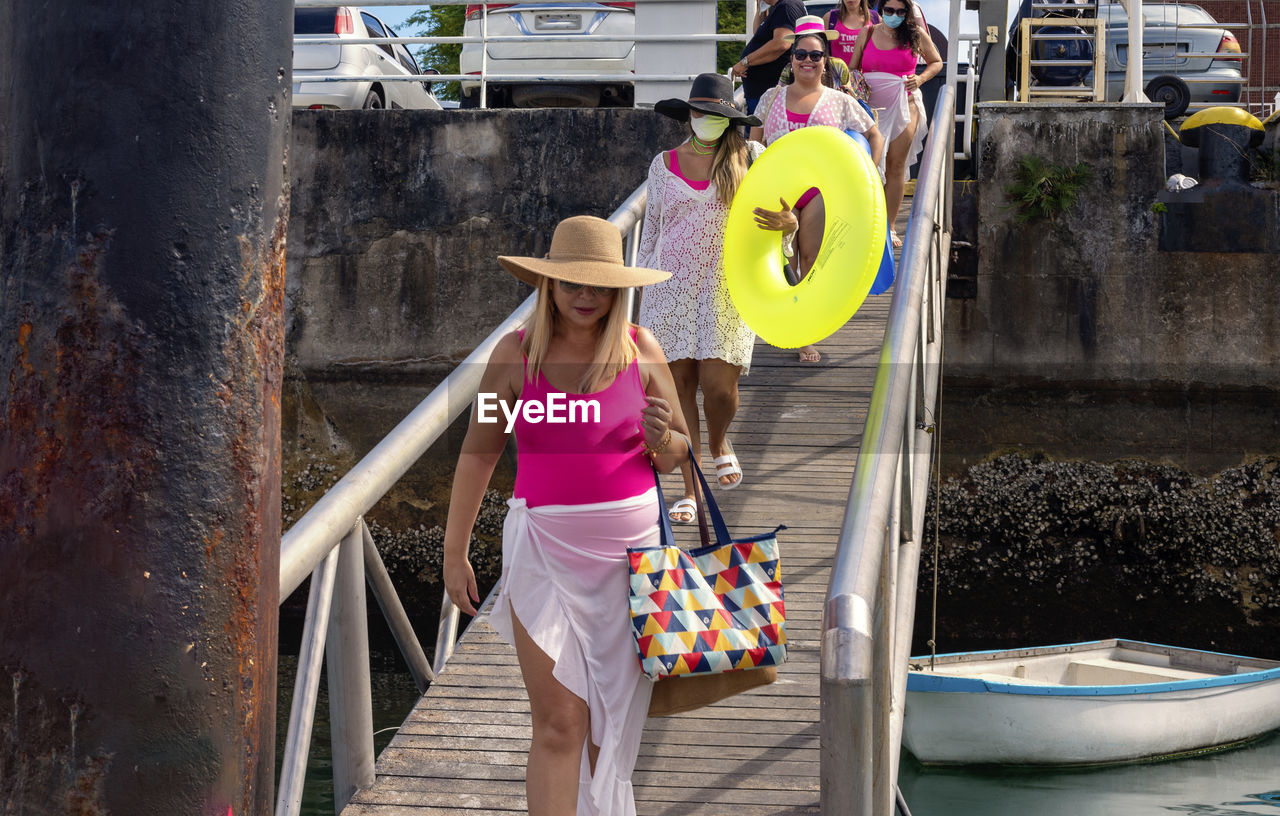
[366,488,507,591]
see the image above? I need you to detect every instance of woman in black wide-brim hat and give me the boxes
[636,73,764,525]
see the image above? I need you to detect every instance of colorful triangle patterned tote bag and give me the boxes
[627,458,787,683]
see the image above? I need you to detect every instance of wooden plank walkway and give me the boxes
[343,209,907,816]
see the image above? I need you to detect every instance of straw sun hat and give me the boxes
[498,215,671,288]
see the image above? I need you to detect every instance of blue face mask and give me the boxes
[882,8,906,28]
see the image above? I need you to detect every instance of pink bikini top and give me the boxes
[861,35,919,78]
[512,329,654,508]
[668,149,711,191]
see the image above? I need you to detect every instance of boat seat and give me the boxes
[1066,657,1218,686]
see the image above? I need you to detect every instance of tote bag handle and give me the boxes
[651,443,732,551]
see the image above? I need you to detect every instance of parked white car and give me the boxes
[459,2,636,108]
[1093,2,1243,119]
[293,5,442,110]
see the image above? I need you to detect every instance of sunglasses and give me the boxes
[881,7,908,17]
[792,49,825,62]
[558,280,617,296]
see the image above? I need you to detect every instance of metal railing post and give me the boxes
[480,3,489,108]
[276,546,341,816]
[434,595,462,675]
[820,595,875,813]
[820,87,954,816]
[361,520,435,691]
[327,522,376,812]
[1121,0,1147,102]
[871,460,901,815]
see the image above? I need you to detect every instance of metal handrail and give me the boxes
[940,0,978,161]
[274,183,649,815]
[820,86,955,816]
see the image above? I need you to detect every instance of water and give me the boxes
[275,621,425,816]
[900,731,1280,815]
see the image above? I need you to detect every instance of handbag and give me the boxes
[850,69,872,102]
[628,455,787,716]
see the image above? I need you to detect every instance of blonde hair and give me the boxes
[521,276,638,393]
[708,125,750,207]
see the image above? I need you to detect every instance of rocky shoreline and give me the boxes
[283,381,1280,665]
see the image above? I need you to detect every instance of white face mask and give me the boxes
[690,115,730,142]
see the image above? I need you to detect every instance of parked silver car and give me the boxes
[1093,2,1243,119]
[293,5,442,110]
[459,2,636,108]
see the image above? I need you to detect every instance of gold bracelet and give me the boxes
[643,428,672,458]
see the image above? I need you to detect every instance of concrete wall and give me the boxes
[944,103,1280,473]
[287,108,685,379]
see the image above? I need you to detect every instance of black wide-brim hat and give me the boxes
[654,72,761,128]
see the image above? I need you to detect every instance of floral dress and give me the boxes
[636,142,764,373]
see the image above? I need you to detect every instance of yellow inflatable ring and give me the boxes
[723,126,886,349]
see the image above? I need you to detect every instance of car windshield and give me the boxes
[295,7,341,34]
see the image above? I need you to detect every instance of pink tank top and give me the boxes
[668,149,710,191]
[861,36,918,77]
[830,18,865,64]
[512,329,654,508]
[785,109,811,132]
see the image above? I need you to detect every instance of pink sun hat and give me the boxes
[783,15,838,42]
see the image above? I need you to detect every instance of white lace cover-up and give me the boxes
[489,488,660,816]
[636,143,764,373]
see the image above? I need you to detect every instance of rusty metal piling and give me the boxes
[1,1,291,812]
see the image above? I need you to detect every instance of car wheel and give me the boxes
[362,89,384,110]
[459,90,480,109]
[1145,76,1190,120]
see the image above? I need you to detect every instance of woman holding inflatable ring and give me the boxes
[637,73,762,522]
[851,0,942,248]
[749,16,885,363]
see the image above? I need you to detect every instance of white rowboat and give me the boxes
[903,639,1280,766]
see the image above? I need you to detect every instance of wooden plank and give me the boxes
[341,267,893,814]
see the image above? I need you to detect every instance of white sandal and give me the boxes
[667,497,698,525]
[712,444,744,491]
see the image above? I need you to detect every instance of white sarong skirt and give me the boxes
[489,487,659,816]
[866,71,929,184]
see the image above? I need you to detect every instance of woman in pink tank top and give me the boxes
[442,215,691,815]
[851,0,942,247]
[825,0,878,65]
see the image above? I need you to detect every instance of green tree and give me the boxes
[718,2,749,74]
[405,5,466,101]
